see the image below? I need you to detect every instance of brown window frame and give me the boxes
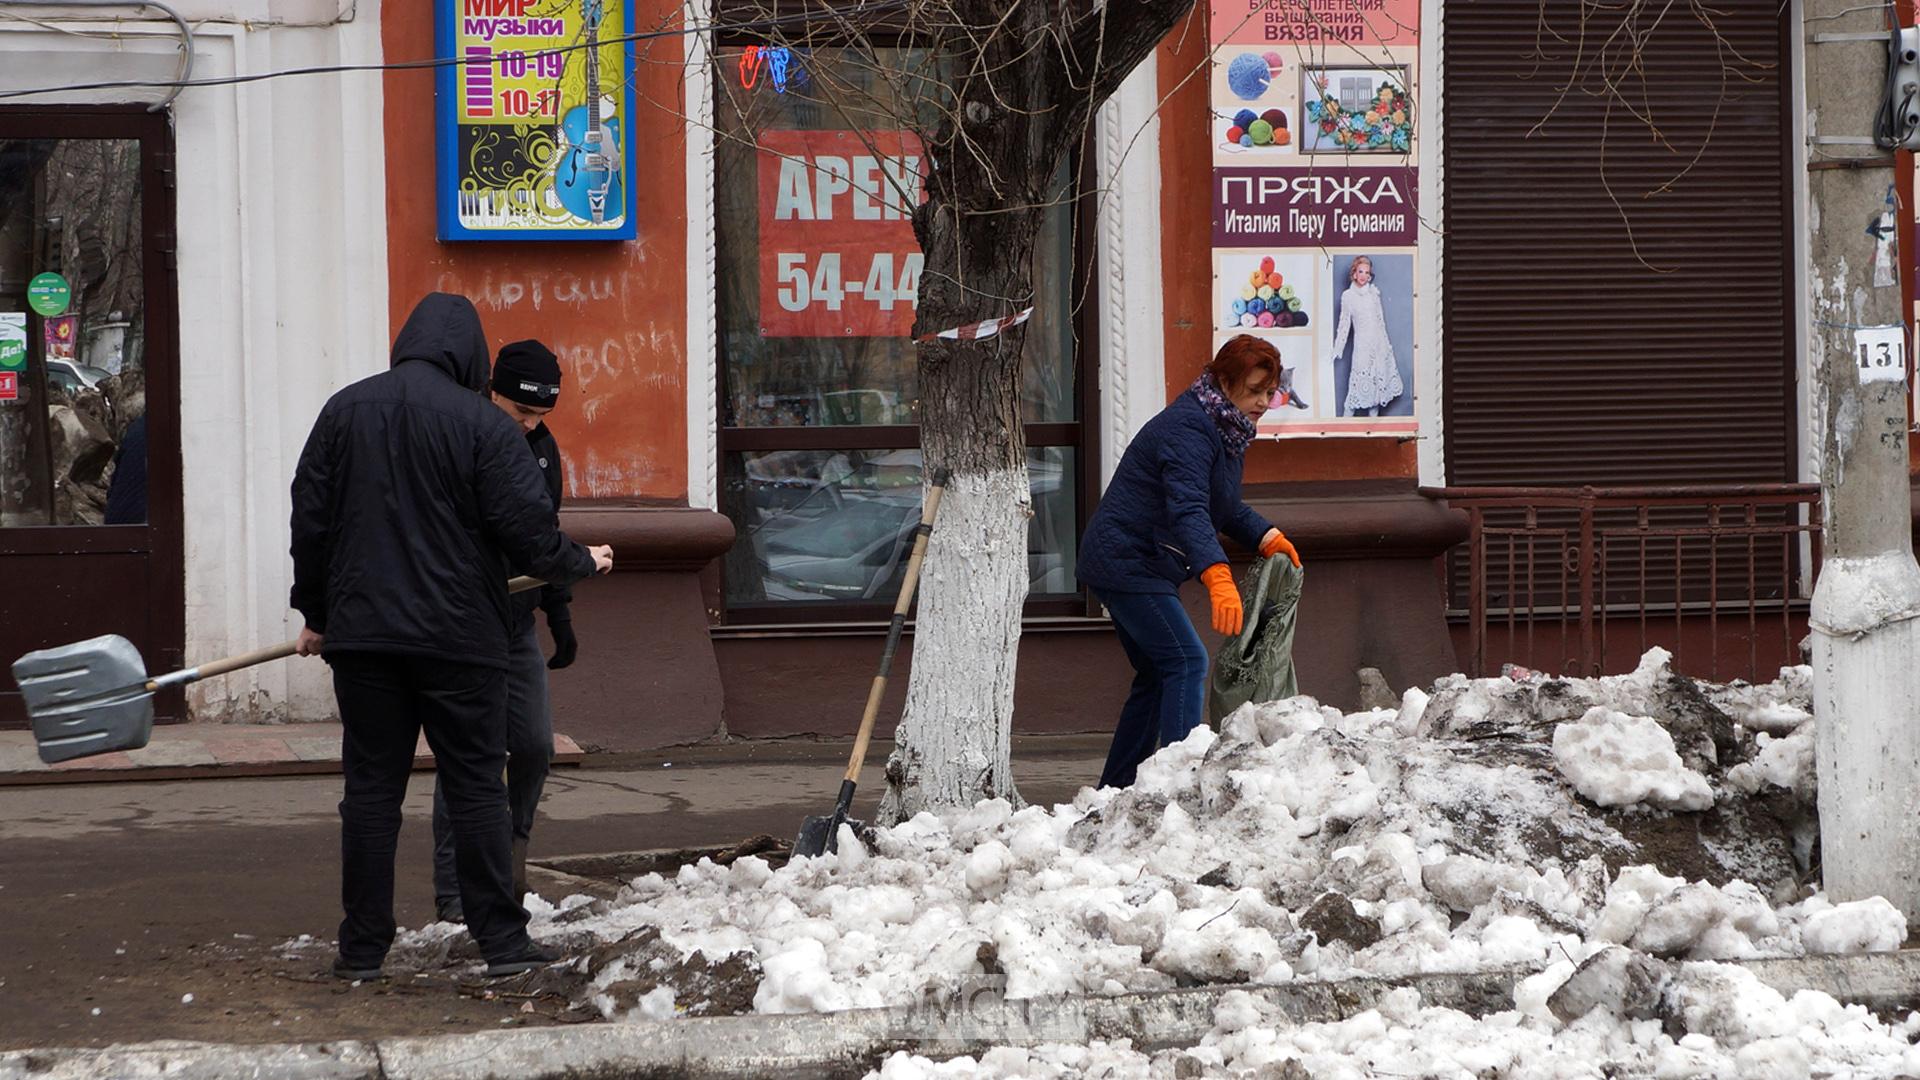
[0,105,184,727]
[708,34,1104,627]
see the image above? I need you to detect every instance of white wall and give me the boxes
[0,2,390,722]
[1094,61,1172,481]
[1416,0,1445,487]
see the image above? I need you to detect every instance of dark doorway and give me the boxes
[0,107,182,729]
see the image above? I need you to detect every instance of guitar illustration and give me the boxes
[553,0,623,224]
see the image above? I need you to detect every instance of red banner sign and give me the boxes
[0,371,16,401]
[757,129,926,338]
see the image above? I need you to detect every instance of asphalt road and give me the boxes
[0,737,1110,1050]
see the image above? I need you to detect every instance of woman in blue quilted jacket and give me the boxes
[1077,334,1304,788]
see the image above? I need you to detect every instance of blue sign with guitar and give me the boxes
[434,0,635,241]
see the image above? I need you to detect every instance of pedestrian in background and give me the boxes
[430,339,577,924]
[1076,334,1304,789]
[289,293,611,981]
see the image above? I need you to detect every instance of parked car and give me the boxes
[749,450,1072,601]
[45,358,110,396]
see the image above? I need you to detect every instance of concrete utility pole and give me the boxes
[1805,0,1920,918]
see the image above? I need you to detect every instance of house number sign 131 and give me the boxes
[1854,324,1907,384]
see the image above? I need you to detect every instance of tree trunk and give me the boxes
[870,0,1200,821]
[878,185,1038,820]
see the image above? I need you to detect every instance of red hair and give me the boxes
[1206,334,1280,393]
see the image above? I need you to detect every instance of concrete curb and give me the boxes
[7,953,1920,1080]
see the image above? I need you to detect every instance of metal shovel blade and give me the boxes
[793,809,866,859]
[12,634,155,764]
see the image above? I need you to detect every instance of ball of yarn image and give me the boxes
[1223,255,1314,330]
[1226,53,1272,101]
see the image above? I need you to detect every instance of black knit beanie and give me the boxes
[491,340,562,406]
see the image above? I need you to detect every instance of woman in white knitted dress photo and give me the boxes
[1330,255,1406,416]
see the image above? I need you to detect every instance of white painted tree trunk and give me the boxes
[878,467,1030,822]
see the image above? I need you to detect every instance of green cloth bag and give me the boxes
[1207,556,1305,726]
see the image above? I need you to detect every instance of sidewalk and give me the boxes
[0,735,1114,1053]
[0,723,587,785]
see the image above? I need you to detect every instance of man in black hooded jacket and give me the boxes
[428,339,577,924]
[289,293,611,981]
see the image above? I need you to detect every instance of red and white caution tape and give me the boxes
[917,306,1034,343]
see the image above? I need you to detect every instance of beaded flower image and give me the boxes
[1302,67,1413,154]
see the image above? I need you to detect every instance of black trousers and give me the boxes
[431,624,551,903]
[330,652,530,965]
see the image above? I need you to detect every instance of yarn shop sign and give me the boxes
[1208,0,1422,437]
[756,129,928,339]
[433,0,637,240]
[1214,167,1418,247]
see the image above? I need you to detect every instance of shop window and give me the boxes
[712,45,1091,619]
[0,137,148,527]
[0,106,181,731]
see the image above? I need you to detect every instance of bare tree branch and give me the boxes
[1065,0,1198,120]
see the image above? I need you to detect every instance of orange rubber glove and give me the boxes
[1200,564,1243,637]
[1260,528,1302,567]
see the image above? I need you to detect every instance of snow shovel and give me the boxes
[793,468,951,858]
[15,575,546,765]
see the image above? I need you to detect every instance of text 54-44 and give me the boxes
[776,251,924,313]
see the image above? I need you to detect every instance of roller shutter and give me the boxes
[1441,0,1794,488]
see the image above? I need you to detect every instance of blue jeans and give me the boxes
[1095,588,1209,789]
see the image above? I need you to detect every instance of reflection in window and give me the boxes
[0,138,147,527]
[712,44,1086,612]
[725,448,1078,606]
[714,47,1077,429]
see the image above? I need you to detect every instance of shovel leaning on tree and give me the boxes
[794,468,951,859]
[13,576,546,765]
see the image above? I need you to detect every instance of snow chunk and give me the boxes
[965,841,1015,900]
[1802,897,1907,955]
[637,986,676,1020]
[1726,727,1814,797]
[1631,883,1730,957]
[1734,1037,1811,1080]
[1552,707,1714,810]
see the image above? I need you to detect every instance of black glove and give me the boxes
[545,613,578,670]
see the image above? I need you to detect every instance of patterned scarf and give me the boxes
[1190,373,1256,458]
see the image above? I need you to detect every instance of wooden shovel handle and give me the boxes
[843,470,951,783]
[191,640,301,682]
[157,576,552,690]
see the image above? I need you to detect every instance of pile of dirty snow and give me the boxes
[403,648,1905,1040]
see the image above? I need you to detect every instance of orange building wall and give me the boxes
[381,4,692,503]
[1155,13,1417,485]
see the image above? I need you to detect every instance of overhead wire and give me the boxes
[0,0,911,103]
[0,0,194,110]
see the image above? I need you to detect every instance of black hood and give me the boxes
[390,293,490,392]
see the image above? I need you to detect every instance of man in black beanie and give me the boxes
[428,339,577,924]
[291,296,612,982]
